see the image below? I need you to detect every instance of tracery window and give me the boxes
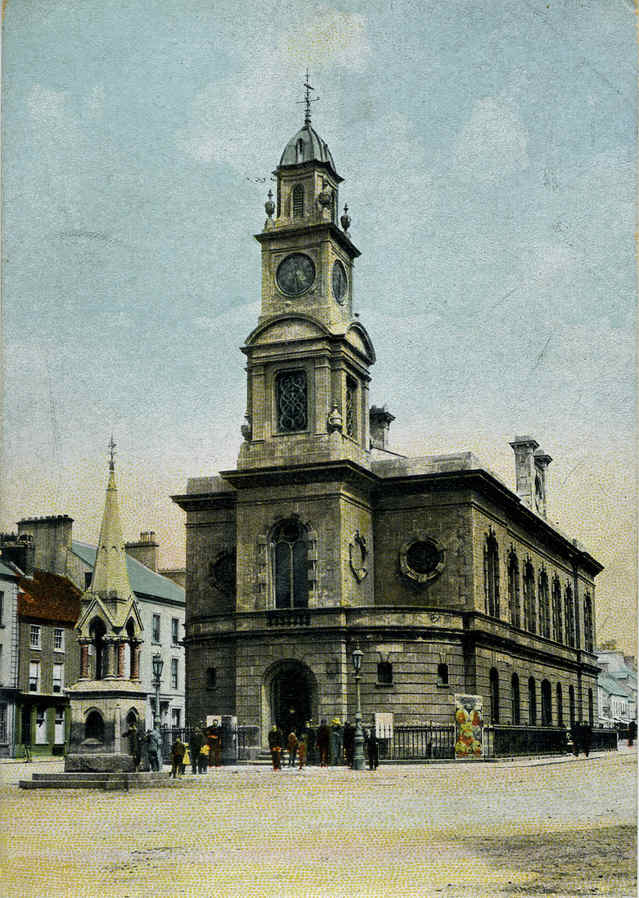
[507,551,521,628]
[564,585,575,648]
[272,519,309,609]
[584,593,594,653]
[483,532,500,618]
[552,577,562,643]
[538,570,550,639]
[523,562,536,633]
[345,377,357,439]
[276,370,307,433]
[292,184,304,217]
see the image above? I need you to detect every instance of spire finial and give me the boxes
[297,70,319,125]
[108,434,116,472]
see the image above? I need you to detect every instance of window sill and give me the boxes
[375,682,394,688]
[30,647,42,652]
[436,682,449,688]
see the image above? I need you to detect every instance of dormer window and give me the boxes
[292,184,304,218]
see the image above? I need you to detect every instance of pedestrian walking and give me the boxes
[343,721,355,768]
[581,720,592,758]
[146,727,162,772]
[287,730,298,767]
[208,726,222,767]
[628,720,636,747]
[570,721,581,757]
[122,721,141,770]
[365,726,379,770]
[171,737,186,777]
[269,725,283,770]
[297,731,308,770]
[198,741,210,773]
[305,723,317,766]
[189,728,203,774]
[330,718,344,766]
[317,719,330,767]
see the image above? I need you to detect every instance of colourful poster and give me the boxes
[454,694,483,759]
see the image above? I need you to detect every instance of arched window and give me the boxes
[511,673,520,724]
[538,570,550,639]
[588,688,594,726]
[556,683,563,726]
[564,585,575,647]
[528,677,537,726]
[292,184,304,217]
[568,684,575,726]
[276,370,308,433]
[523,562,536,633]
[507,551,521,628]
[489,668,500,723]
[89,618,107,680]
[552,577,562,643]
[295,138,304,163]
[584,593,594,653]
[272,519,309,609]
[541,679,552,726]
[85,710,104,742]
[437,663,448,686]
[483,532,500,617]
[345,377,357,439]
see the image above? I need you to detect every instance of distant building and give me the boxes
[9,514,186,731]
[0,559,21,757]
[596,648,637,724]
[17,570,81,757]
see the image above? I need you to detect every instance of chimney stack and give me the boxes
[369,406,395,451]
[125,531,159,571]
[509,436,552,518]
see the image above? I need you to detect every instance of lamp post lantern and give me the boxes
[351,647,365,770]
[152,653,164,729]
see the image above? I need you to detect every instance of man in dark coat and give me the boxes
[581,720,592,758]
[189,728,203,774]
[628,720,636,747]
[330,719,344,766]
[343,721,355,768]
[171,737,186,778]
[122,721,140,770]
[268,725,283,770]
[570,721,581,757]
[365,727,379,770]
[305,723,317,766]
[146,727,162,772]
[317,719,330,767]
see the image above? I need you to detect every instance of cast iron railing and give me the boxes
[381,725,456,760]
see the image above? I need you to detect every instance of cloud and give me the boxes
[27,84,67,124]
[175,8,370,171]
[454,97,529,183]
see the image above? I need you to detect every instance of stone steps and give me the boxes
[19,772,172,790]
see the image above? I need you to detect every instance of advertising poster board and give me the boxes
[454,694,483,759]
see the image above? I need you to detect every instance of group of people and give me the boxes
[569,720,593,757]
[171,726,223,777]
[268,719,379,771]
[122,722,163,771]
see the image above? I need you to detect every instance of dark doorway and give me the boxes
[270,663,313,736]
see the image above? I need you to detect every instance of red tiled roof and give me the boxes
[18,569,82,625]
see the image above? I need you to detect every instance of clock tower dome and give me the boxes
[238,81,376,470]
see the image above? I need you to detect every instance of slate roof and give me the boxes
[71,541,184,605]
[598,672,633,698]
[18,570,82,625]
[0,560,18,578]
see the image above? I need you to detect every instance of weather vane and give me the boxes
[297,69,319,125]
[108,434,117,471]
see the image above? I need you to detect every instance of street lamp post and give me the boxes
[352,647,365,770]
[152,653,164,729]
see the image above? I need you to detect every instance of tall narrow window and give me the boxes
[523,562,536,633]
[30,625,41,649]
[152,614,161,643]
[489,668,500,723]
[507,551,521,628]
[583,594,594,653]
[54,628,64,651]
[0,591,4,625]
[511,673,520,724]
[437,663,449,686]
[171,658,178,690]
[588,688,594,726]
[272,519,309,609]
[171,618,179,646]
[276,371,307,433]
[568,684,575,726]
[538,570,550,639]
[564,585,575,647]
[528,677,537,726]
[29,661,40,692]
[552,577,562,643]
[541,679,552,726]
[54,708,65,745]
[53,663,64,694]
[556,683,563,726]
[292,184,304,217]
[345,377,357,439]
[0,704,7,743]
[483,532,500,617]
[35,707,47,744]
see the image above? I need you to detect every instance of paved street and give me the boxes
[0,750,635,898]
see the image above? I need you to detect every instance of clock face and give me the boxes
[332,259,347,303]
[276,253,316,296]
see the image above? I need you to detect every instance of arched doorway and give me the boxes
[265,661,316,737]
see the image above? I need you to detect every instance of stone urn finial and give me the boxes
[264,189,275,219]
[340,203,351,234]
[318,179,332,209]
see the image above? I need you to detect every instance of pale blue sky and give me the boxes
[2,1,636,649]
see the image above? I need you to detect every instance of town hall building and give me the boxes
[173,91,601,744]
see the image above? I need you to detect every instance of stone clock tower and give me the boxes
[238,84,375,472]
[175,84,601,748]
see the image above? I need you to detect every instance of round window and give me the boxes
[399,535,446,584]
